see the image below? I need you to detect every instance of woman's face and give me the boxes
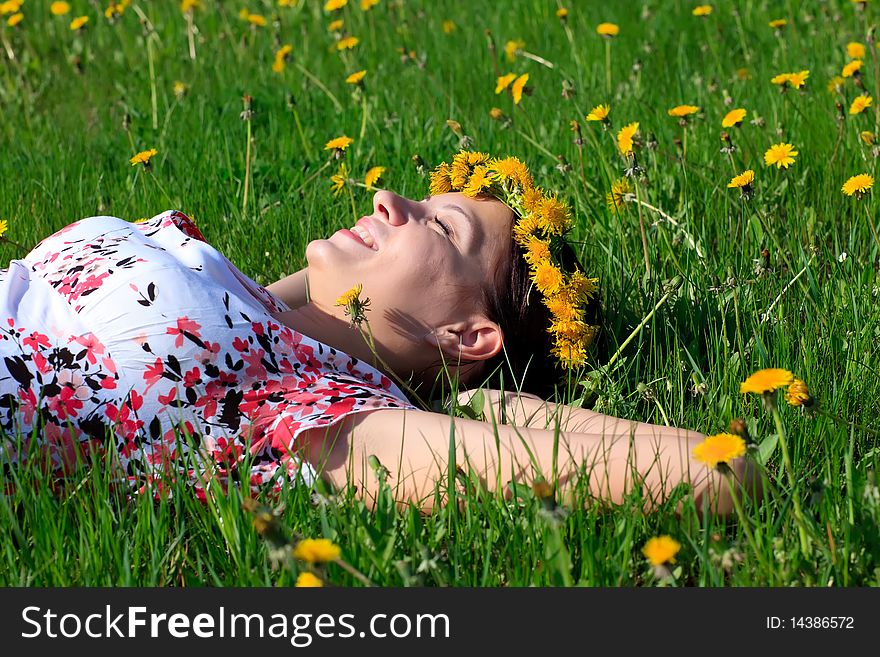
[305,190,514,364]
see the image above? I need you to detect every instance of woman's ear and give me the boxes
[423,317,503,362]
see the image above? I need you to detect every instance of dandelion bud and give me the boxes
[531,479,557,511]
[761,246,770,268]
[122,112,131,131]
[728,418,752,444]
[411,153,426,176]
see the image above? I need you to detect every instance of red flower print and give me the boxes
[23,331,51,352]
[144,357,164,391]
[183,366,201,387]
[232,336,250,352]
[166,316,202,348]
[47,386,84,421]
[242,347,267,379]
[72,333,106,365]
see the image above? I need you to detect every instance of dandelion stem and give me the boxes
[290,103,313,161]
[769,402,811,555]
[242,117,252,218]
[185,11,196,61]
[724,470,771,575]
[633,177,652,278]
[295,62,343,113]
[356,321,431,412]
[604,40,612,97]
[603,276,682,372]
[0,237,29,251]
[358,92,368,142]
[287,160,332,198]
[147,34,159,131]
[815,407,880,437]
[333,558,375,587]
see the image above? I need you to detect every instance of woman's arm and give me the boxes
[456,387,604,433]
[297,407,759,516]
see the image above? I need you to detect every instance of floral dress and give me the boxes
[0,210,417,498]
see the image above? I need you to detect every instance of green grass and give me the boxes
[1,0,880,586]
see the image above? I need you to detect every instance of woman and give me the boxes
[0,152,755,513]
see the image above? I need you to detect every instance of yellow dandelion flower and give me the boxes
[827,76,845,94]
[523,236,551,268]
[130,148,158,167]
[736,67,751,80]
[642,536,681,566]
[692,5,713,16]
[537,196,571,235]
[512,213,542,245]
[346,69,366,85]
[727,169,754,189]
[596,22,619,37]
[668,104,699,118]
[842,173,874,196]
[770,73,791,86]
[860,130,876,145]
[568,270,599,301]
[849,94,872,114]
[360,0,380,10]
[329,163,348,196]
[533,261,565,295]
[586,104,611,122]
[785,379,813,407]
[364,165,385,189]
[328,18,344,32]
[489,107,504,120]
[522,186,544,214]
[0,219,8,238]
[429,163,453,196]
[272,45,293,74]
[722,108,747,127]
[336,36,359,50]
[504,39,524,62]
[246,13,267,26]
[740,368,794,394]
[617,121,639,156]
[490,156,532,189]
[847,42,866,59]
[51,2,71,15]
[324,135,353,151]
[69,15,88,30]
[6,11,22,26]
[180,0,201,12]
[556,8,568,19]
[549,318,593,343]
[787,70,809,89]
[463,165,492,198]
[763,142,798,169]
[768,18,787,28]
[442,20,456,34]
[606,177,633,212]
[334,284,363,309]
[173,80,188,98]
[295,572,323,588]
[324,0,347,10]
[842,59,863,78]
[293,538,341,563]
[511,73,529,104]
[495,72,517,94]
[692,433,747,470]
[543,291,580,321]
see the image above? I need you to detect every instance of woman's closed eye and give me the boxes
[432,216,451,237]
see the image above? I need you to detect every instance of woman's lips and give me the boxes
[338,228,374,249]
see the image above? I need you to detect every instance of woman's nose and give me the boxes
[372,190,410,227]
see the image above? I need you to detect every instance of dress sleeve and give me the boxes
[232,328,419,492]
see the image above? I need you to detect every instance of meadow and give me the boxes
[1,0,879,587]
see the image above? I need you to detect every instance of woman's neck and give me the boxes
[266,267,311,310]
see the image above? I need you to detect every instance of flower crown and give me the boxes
[428,151,599,369]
